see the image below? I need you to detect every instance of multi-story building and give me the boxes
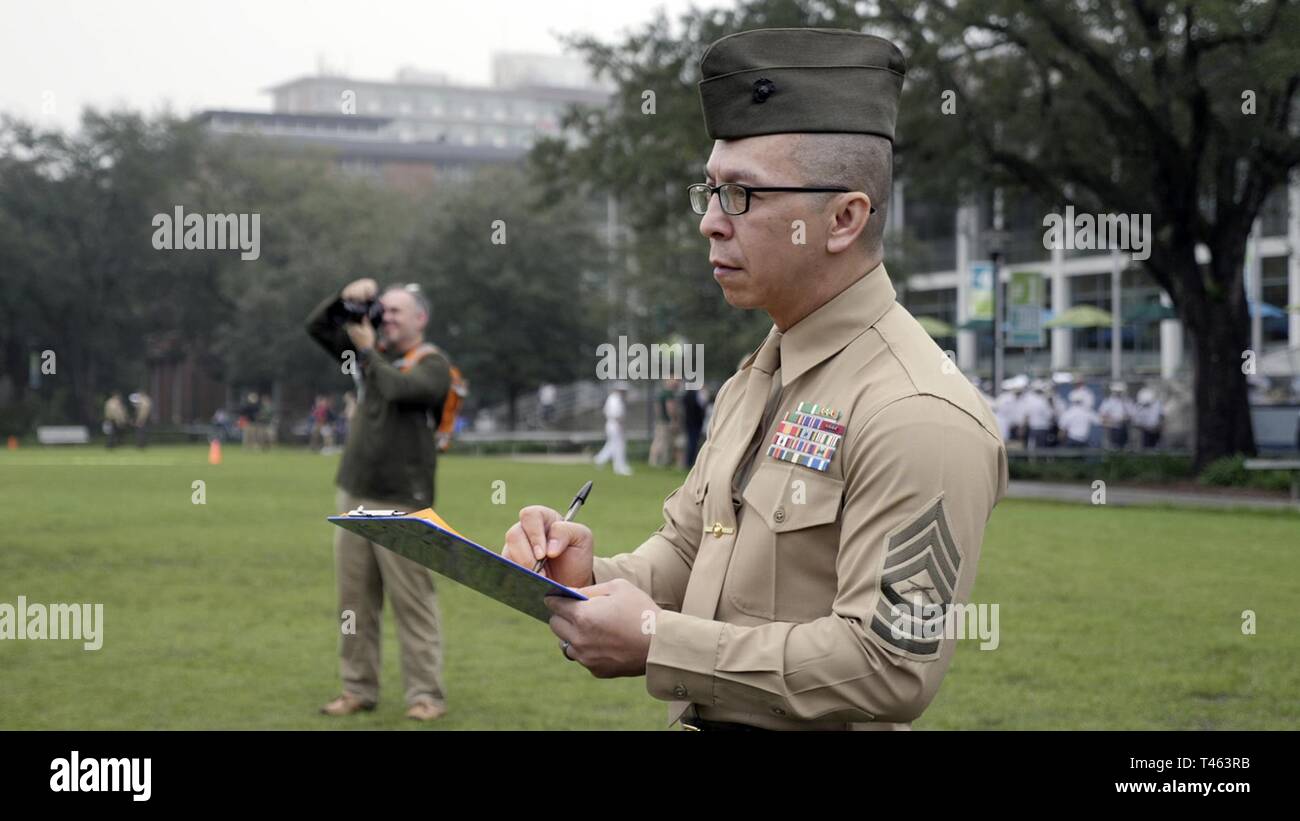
[197,52,612,191]
[892,183,1299,384]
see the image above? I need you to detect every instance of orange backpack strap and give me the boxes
[396,343,466,451]
[397,343,442,373]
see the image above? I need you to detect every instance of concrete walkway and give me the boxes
[1007,480,1299,512]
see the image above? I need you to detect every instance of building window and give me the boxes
[1119,267,1163,356]
[1261,254,1290,344]
[1260,187,1289,237]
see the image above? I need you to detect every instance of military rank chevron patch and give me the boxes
[868,495,963,660]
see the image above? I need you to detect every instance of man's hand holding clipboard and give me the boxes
[500,487,663,679]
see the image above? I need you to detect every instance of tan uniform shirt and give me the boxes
[104,397,128,425]
[592,263,1007,730]
[134,395,152,426]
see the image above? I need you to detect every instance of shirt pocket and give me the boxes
[728,461,844,620]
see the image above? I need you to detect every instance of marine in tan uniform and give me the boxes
[502,27,1007,730]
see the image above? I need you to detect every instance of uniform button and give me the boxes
[773,507,786,524]
[771,706,786,716]
[673,684,689,698]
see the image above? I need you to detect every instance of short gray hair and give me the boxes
[792,132,892,251]
[384,282,431,320]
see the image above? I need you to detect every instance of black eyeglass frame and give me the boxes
[687,182,876,216]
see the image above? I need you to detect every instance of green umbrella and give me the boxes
[1044,305,1113,329]
[1122,302,1177,324]
[915,316,956,338]
[957,309,1053,333]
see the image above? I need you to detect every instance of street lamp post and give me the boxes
[991,247,1004,393]
[988,189,1009,393]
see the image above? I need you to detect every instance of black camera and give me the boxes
[328,298,385,327]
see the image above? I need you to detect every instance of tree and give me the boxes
[874,0,1300,468]
[0,113,423,430]
[0,110,220,425]
[402,163,604,428]
[201,138,419,400]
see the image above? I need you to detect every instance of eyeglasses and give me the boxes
[687,182,874,216]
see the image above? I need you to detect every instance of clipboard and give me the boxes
[328,507,586,622]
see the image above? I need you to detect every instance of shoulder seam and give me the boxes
[858,392,1002,443]
[874,305,923,396]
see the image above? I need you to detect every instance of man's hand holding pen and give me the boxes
[502,504,595,588]
[502,504,661,677]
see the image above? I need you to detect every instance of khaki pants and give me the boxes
[333,488,446,708]
[648,422,673,466]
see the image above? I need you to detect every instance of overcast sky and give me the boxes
[1,0,711,132]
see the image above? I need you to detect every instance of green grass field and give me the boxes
[1,445,1296,730]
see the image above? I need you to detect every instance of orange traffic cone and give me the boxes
[208,438,223,465]
[6,436,16,450]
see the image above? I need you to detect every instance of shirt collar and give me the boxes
[777,262,897,384]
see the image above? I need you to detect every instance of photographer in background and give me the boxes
[306,277,451,722]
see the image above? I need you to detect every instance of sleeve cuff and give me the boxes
[591,556,617,585]
[645,610,725,705]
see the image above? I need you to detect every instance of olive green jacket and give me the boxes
[306,293,450,510]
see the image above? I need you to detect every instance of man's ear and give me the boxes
[825,192,873,254]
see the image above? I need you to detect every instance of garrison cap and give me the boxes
[698,27,907,142]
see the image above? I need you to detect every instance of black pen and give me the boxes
[533,480,593,574]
